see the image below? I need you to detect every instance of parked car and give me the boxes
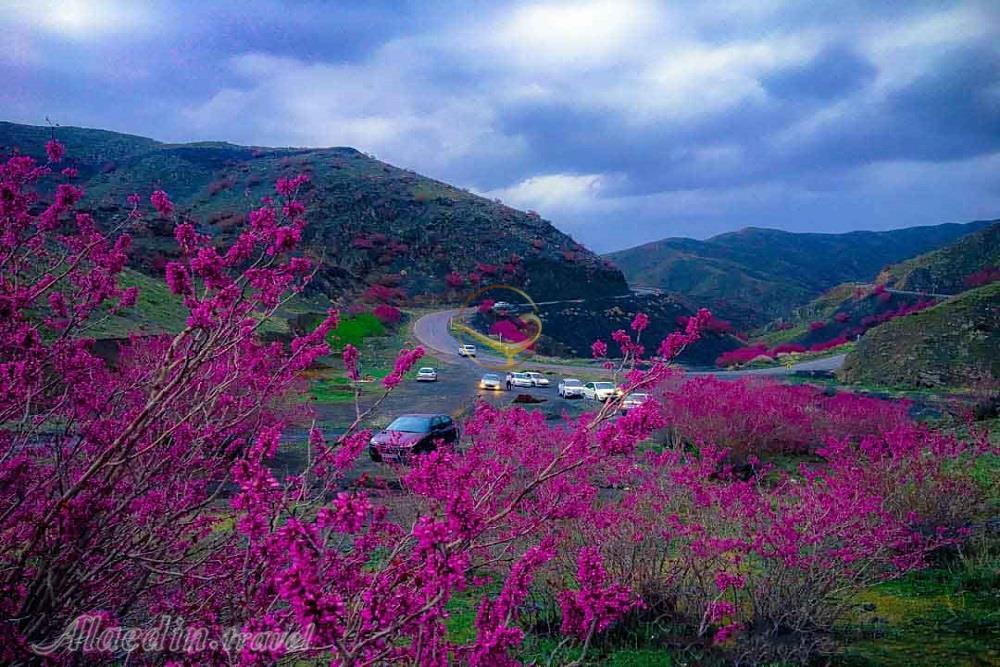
[506,372,532,388]
[582,381,617,401]
[558,378,585,398]
[458,344,477,357]
[369,414,458,462]
[480,373,502,390]
[524,372,550,387]
[492,301,515,312]
[620,392,649,413]
[416,367,438,382]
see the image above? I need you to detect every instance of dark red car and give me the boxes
[368,414,458,462]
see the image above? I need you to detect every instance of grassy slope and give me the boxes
[839,283,1000,388]
[606,221,996,328]
[878,222,999,294]
[85,269,188,338]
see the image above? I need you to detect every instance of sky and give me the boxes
[2,0,998,252]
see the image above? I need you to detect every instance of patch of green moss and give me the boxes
[839,546,1000,667]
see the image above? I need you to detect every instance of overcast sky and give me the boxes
[3,0,998,251]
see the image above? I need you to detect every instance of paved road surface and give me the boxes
[854,283,954,299]
[413,308,846,377]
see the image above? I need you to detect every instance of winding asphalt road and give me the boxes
[413,308,846,377]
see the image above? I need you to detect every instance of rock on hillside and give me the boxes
[877,223,999,295]
[606,221,996,328]
[0,121,626,304]
[839,283,999,389]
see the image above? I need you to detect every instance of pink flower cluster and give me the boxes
[558,547,639,639]
[382,346,425,388]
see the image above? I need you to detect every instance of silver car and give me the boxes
[620,392,649,413]
[524,372,550,387]
[480,374,502,390]
[416,367,438,382]
[582,381,617,401]
[509,372,534,388]
[558,378,584,398]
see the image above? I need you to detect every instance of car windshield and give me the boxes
[513,373,528,378]
[418,368,434,373]
[387,416,432,433]
[629,393,649,401]
[483,374,499,381]
[563,379,581,386]
[595,382,615,390]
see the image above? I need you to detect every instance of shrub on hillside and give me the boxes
[716,344,770,367]
[656,376,910,462]
[372,304,402,326]
[965,266,1000,287]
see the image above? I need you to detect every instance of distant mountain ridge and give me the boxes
[606,221,997,327]
[0,120,627,305]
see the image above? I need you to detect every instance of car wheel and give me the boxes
[369,447,382,463]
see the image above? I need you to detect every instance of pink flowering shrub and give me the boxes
[490,319,532,343]
[656,376,911,462]
[965,266,1000,287]
[372,303,402,325]
[810,334,850,352]
[771,342,807,355]
[716,343,770,367]
[557,417,993,664]
[0,145,339,661]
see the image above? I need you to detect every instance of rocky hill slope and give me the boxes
[1,121,627,307]
[839,283,999,388]
[606,221,996,328]
[877,223,999,295]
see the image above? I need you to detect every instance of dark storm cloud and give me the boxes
[1,0,997,250]
[762,45,877,100]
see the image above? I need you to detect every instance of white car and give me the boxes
[509,372,534,388]
[582,381,617,401]
[416,367,438,382]
[620,392,649,412]
[492,301,515,312]
[480,373,502,390]
[524,372,549,387]
[558,378,584,398]
[458,344,477,357]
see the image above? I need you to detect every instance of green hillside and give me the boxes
[839,283,999,389]
[1,121,627,308]
[755,283,937,348]
[878,223,999,294]
[606,221,996,328]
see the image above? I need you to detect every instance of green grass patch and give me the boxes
[327,313,386,351]
[839,541,1000,667]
